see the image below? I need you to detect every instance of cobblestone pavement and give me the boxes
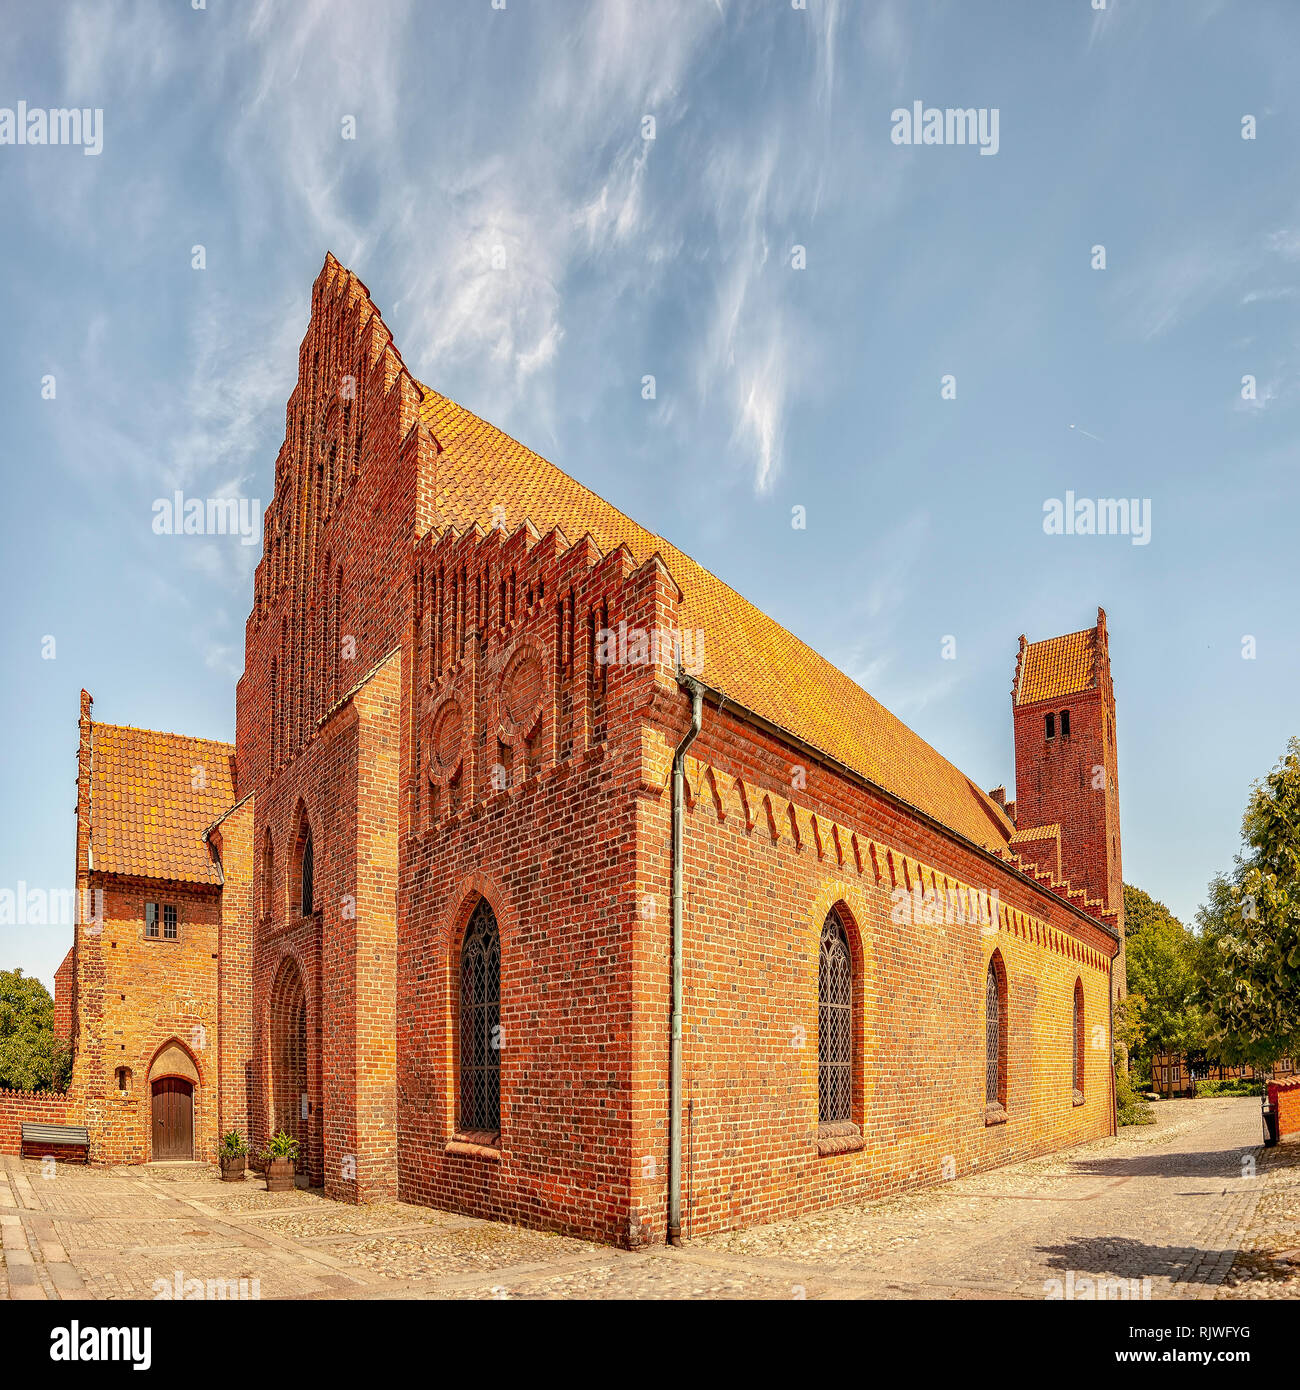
[0,1097,1293,1300]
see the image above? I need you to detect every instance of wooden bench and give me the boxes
[20,1122,90,1165]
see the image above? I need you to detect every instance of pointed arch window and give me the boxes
[1072,977,1085,1102]
[818,911,853,1125]
[299,830,314,917]
[459,900,500,1135]
[986,954,1008,1119]
[261,831,275,923]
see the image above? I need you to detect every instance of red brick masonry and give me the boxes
[1268,1079,1300,1140]
[43,254,1128,1247]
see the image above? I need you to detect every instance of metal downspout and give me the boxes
[1110,970,1118,1137]
[669,673,703,1245]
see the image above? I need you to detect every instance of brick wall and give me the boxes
[249,650,402,1200]
[66,878,221,1164]
[1269,1079,1300,1139]
[53,946,75,1043]
[214,797,255,1146]
[623,675,1117,1243]
[395,520,662,1244]
[0,1090,74,1156]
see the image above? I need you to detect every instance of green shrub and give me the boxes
[1116,1063,1155,1125]
[1193,1077,1264,1098]
[263,1130,300,1162]
[220,1130,248,1157]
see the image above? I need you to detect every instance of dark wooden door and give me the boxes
[151,1077,193,1160]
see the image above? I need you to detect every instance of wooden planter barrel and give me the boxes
[219,1153,246,1183]
[265,1157,296,1193]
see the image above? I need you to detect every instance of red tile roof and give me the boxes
[89,723,234,884]
[1010,824,1060,844]
[418,385,1015,852]
[1016,627,1097,706]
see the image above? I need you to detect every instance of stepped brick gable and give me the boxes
[34,254,1126,1244]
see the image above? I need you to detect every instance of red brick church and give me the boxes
[40,254,1126,1246]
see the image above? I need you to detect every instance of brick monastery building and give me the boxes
[31,255,1126,1246]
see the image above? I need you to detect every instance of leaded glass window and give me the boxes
[818,911,852,1124]
[985,959,1004,1107]
[459,900,501,1132]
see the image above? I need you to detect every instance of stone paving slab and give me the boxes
[0,1097,1294,1300]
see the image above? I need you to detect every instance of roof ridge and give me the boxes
[419,382,732,588]
[416,376,1019,844]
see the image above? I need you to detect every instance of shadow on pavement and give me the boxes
[1038,1235,1234,1286]
[1061,1147,1260,1181]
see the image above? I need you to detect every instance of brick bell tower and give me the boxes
[1011,608,1124,1000]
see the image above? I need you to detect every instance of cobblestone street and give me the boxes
[1,1098,1294,1301]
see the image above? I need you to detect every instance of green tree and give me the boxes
[0,968,71,1092]
[1121,885,1206,1071]
[1197,737,1300,1068]
[1124,883,1180,938]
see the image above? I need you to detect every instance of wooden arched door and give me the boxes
[151,1077,193,1160]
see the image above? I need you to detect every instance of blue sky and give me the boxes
[2,0,1298,988]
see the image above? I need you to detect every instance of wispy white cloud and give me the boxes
[1265,228,1300,259]
[43,0,894,541]
[1241,286,1297,304]
[1112,242,1242,340]
[62,0,178,94]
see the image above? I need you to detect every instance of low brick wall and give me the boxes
[0,1088,76,1155]
[1268,1079,1300,1140]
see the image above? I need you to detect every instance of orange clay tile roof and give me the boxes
[1010,824,1060,844]
[1016,627,1097,706]
[90,723,235,884]
[418,386,1015,852]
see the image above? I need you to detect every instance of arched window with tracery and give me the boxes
[986,953,1008,1113]
[818,910,853,1125]
[459,899,500,1134]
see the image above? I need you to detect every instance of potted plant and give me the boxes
[219,1131,248,1182]
[262,1130,300,1193]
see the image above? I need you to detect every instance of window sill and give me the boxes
[445,1130,501,1162]
[816,1120,864,1156]
[985,1103,1008,1126]
[1072,1090,1086,1107]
